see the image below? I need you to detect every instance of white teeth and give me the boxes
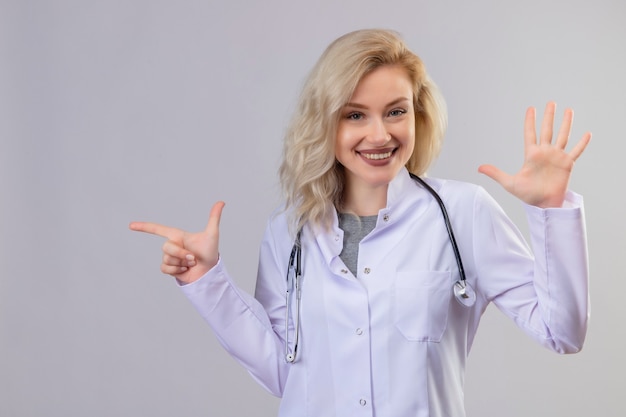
[362,151,392,160]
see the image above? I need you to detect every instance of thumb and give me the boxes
[478,164,510,187]
[205,201,225,234]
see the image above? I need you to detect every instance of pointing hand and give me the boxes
[129,201,225,284]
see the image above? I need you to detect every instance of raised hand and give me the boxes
[478,102,591,208]
[129,201,225,284]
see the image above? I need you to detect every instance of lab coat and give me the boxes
[181,167,588,417]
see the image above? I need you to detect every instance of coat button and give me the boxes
[383,214,389,222]
[356,328,363,335]
[340,269,348,274]
[359,399,367,406]
[363,267,371,274]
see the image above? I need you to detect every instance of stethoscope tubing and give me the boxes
[409,173,467,284]
[284,175,475,363]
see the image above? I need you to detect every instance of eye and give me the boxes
[346,112,364,121]
[388,108,407,117]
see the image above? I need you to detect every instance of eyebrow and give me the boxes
[343,97,411,109]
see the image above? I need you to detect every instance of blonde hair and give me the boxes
[279,29,447,231]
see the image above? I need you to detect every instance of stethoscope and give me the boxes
[284,174,477,363]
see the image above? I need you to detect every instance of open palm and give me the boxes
[479,102,591,208]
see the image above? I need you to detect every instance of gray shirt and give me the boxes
[338,213,377,276]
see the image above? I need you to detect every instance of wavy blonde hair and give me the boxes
[279,29,447,231]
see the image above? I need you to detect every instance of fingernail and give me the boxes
[180,267,188,272]
[185,254,195,261]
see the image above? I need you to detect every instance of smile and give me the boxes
[359,149,395,161]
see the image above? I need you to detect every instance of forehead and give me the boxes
[349,65,414,102]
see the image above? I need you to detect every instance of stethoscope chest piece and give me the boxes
[453,280,476,307]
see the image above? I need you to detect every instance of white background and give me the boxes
[1,0,624,416]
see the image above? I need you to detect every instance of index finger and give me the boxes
[129,221,183,240]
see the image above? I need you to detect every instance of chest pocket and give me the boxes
[394,270,452,342]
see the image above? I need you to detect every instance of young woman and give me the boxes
[130,29,591,416]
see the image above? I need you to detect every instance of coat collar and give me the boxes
[310,167,436,264]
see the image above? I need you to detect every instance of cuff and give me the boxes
[523,190,584,220]
[177,256,224,289]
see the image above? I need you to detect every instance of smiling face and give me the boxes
[335,65,415,211]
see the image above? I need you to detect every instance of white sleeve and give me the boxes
[179,219,291,396]
[473,189,589,353]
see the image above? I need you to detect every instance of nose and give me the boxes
[367,117,391,145]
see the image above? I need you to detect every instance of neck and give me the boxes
[340,184,388,216]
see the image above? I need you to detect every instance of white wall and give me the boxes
[1,0,624,416]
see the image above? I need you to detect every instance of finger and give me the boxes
[129,221,183,240]
[568,132,592,161]
[205,201,226,235]
[161,263,189,276]
[555,108,574,149]
[162,239,193,259]
[162,240,196,266]
[163,253,196,268]
[478,164,512,189]
[163,240,196,266]
[524,106,537,149]
[539,102,556,145]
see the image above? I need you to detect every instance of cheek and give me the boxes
[396,120,415,147]
[402,123,416,159]
[334,130,344,157]
[335,125,356,153]
[334,130,349,162]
